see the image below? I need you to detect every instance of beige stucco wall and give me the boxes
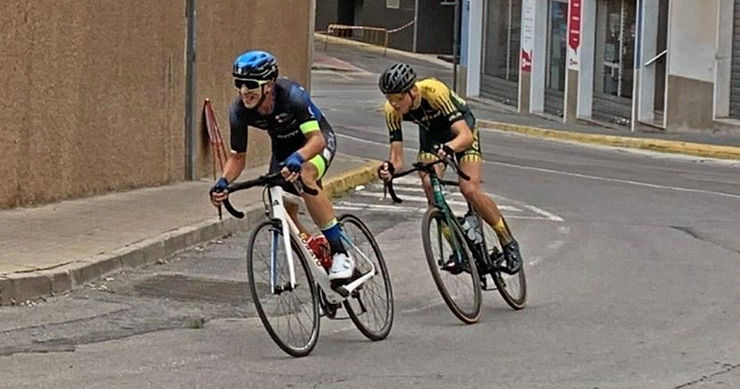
[194,0,313,179]
[0,0,312,208]
[664,0,719,131]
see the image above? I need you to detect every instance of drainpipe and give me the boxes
[453,0,461,92]
[413,0,419,52]
[185,0,197,180]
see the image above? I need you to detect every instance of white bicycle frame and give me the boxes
[267,186,376,305]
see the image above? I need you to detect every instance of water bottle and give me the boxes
[461,212,483,245]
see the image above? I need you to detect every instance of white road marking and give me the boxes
[557,226,571,234]
[523,205,565,222]
[527,256,543,267]
[547,240,565,250]
[335,205,557,221]
[351,190,523,212]
[335,132,740,200]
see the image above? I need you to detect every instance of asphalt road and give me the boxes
[1,42,738,388]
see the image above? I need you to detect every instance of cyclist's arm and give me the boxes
[290,84,327,161]
[224,101,248,182]
[385,102,404,170]
[388,141,404,172]
[221,152,246,183]
[296,123,326,161]
[446,120,474,152]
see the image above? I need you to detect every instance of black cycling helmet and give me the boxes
[379,63,417,94]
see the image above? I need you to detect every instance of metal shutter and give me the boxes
[730,0,740,117]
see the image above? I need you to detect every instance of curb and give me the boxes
[478,120,740,161]
[0,161,380,305]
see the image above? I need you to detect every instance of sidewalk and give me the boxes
[315,33,740,160]
[0,153,379,305]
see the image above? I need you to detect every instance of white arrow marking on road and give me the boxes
[523,205,565,222]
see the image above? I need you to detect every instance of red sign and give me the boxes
[568,0,581,52]
[521,50,532,72]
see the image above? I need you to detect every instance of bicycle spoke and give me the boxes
[423,209,481,324]
[339,214,394,340]
[248,221,318,356]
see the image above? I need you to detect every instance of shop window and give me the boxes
[595,0,636,99]
[482,0,521,82]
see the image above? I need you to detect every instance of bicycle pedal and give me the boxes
[331,283,350,298]
[480,282,498,292]
[319,303,342,319]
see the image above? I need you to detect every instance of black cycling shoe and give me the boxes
[441,255,473,275]
[440,258,463,274]
[502,240,523,273]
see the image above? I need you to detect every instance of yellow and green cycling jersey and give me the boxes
[384,78,482,162]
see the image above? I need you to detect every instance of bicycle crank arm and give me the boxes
[333,268,376,298]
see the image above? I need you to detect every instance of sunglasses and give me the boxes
[234,78,269,90]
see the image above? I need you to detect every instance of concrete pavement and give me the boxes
[0,153,379,305]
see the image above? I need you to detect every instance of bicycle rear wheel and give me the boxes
[247,220,319,357]
[339,214,394,341]
[421,208,482,324]
[480,219,527,310]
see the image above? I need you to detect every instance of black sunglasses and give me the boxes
[234,78,269,90]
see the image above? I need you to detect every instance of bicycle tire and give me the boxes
[421,208,482,324]
[479,218,527,310]
[247,220,319,357]
[339,214,394,341]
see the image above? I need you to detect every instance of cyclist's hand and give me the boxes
[280,166,301,182]
[281,152,304,182]
[434,143,455,160]
[377,161,395,182]
[209,177,229,207]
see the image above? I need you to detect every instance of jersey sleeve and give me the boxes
[229,102,248,154]
[289,85,321,135]
[423,79,464,124]
[384,102,403,143]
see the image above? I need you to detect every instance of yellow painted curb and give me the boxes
[479,120,740,160]
[323,160,380,198]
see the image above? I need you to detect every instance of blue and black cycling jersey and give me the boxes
[229,77,336,163]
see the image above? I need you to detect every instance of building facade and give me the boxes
[316,0,455,54]
[1,0,314,208]
[465,0,740,133]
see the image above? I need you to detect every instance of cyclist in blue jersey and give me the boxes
[209,50,354,280]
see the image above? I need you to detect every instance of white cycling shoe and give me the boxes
[328,252,355,281]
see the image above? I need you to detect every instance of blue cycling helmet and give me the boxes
[233,50,279,81]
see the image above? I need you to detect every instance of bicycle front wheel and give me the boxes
[339,214,394,341]
[247,220,319,357]
[421,208,482,324]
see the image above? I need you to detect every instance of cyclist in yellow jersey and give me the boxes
[376,63,522,272]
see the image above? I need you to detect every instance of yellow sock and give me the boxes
[493,218,513,245]
[441,224,453,244]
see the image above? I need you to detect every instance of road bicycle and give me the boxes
[385,155,526,324]
[221,172,393,357]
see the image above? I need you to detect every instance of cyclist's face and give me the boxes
[237,81,270,109]
[386,92,412,114]
[238,86,262,109]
